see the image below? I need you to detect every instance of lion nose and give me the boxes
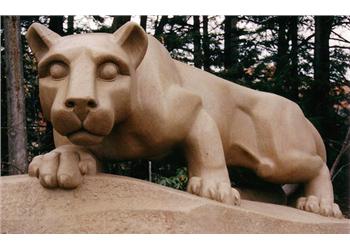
[65,98,97,109]
[64,97,98,121]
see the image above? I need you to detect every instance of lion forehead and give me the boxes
[50,33,121,57]
[61,33,116,47]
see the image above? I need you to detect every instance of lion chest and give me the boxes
[89,122,176,160]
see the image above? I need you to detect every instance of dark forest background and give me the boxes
[1,15,349,216]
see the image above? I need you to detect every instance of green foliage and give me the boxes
[152,167,189,191]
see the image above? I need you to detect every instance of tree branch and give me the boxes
[331,30,350,44]
[297,33,315,49]
[331,120,350,180]
[330,45,350,50]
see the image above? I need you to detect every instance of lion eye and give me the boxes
[98,62,118,80]
[49,62,68,79]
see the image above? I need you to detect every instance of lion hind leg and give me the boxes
[256,151,342,218]
[280,152,343,218]
[296,163,343,218]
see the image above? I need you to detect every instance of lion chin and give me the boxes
[67,129,104,146]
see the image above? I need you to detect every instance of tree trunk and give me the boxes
[275,16,289,84]
[313,16,334,136]
[314,16,333,90]
[202,15,211,71]
[110,16,131,32]
[193,16,202,68]
[288,16,299,101]
[48,16,64,35]
[140,15,147,32]
[224,16,239,71]
[3,16,28,175]
[67,15,74,35]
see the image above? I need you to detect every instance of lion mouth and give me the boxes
[66,128,105,146]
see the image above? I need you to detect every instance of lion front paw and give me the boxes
[187,176,240,206]
[296,195,343,218]
[28,145,98,189]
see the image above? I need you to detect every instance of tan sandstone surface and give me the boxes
[1,174,349,233]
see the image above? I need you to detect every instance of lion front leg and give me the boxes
[28,145,100,189]
[184,109,240,205]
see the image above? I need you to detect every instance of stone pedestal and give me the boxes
[1,174,349,233]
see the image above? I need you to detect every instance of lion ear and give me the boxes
[26,23,61,61]
[113,22,148,69]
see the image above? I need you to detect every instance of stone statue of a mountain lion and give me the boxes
[26,22,342,218]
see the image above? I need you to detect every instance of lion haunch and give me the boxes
[26,22,342,218]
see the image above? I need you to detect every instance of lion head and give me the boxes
[26,22,148,146]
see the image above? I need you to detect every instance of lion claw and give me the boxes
[187,176,240,206]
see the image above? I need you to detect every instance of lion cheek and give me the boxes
[39,83,58,122]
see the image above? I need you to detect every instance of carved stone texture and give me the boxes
[0,175,349,233]
[26,22,341,218]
